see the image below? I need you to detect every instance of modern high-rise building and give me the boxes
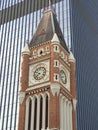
[1,0,98,130]
[0,0,71,130]
[70,1,98,130]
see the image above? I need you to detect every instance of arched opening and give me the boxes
[40,50,43,55]
[28,99,32,130]
[45,95,48,129]
[33,97,37,130]
[25,94,49,130]
[39,96,43,130]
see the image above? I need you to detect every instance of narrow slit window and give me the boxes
[54,74,59,81]
[56,61,58,66]
[54,60,59,67]
[56,46,58,50]
[54,45,59,52]
[56,75,58,80]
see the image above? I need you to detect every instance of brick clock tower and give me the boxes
[18,8,77,130]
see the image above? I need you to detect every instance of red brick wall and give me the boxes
[18,99,26,130]
[49,91,60,129]
[20,54,29,91]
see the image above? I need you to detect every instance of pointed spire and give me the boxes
[22,42,30,55]
[69,51,75,62]
[30,7,68,52]
[51,33,60,43]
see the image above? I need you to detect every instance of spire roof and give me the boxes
[30,9,68,52]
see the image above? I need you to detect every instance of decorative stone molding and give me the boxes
[51,33,60,44]
[19,92,25,104]
[22,44,30,55]
[69,51,75,63]
[41,128,50,130]
[50,83,60,96]
[50,128,59,130]
[73,98,77,111]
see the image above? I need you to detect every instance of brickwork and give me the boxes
[49,92,60,129]
[72,106,76,130]
[70,61,76,98]
[18,53,30,130]
[69,58,76,130]
[50,45,59,83]
[18,100,26,130]
[20,54,30,91]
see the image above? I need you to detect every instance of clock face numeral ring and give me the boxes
[60,70,67,84]
[33,67,46,80]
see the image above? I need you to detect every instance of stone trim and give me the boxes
[73,98,77,111]
[19,92,25,104]
[60,95,73,130]
[50,83,60,96]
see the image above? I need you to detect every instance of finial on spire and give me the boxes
[25,39,29,45]
[48,0,54,11]
[43,0,56,15]
[49,0,51,4]
[49,0,52,9]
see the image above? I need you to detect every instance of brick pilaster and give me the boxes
[70,60,77,130]
[70,61,76,98]
[49,92,60,129]
[18,100,26,130]
[20,54,29,91]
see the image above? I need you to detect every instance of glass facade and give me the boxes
[0,0,71,130]
[71,1,98,130]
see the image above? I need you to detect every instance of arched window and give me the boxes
[25,98,32,130]
[28,99,32,130]
[39,96,43,130]
[45,94,49,129]
[38,48,44,57]
[25,93,49,130]
[34,97,37,130]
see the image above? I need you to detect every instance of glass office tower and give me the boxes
[71,1,98,130]
[0,0,71,130]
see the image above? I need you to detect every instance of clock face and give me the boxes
[60,70,67,84]
[29,60,50,86]
[34,67,46,80]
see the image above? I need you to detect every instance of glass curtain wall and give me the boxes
[0,0,71,130]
